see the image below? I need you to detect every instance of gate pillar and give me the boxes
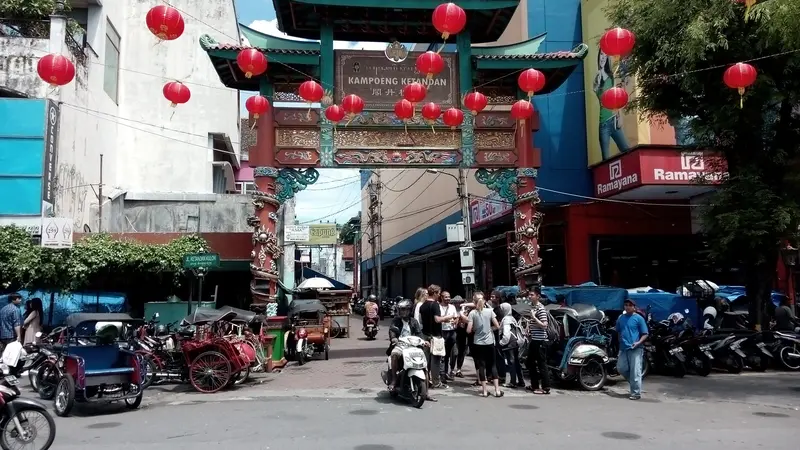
[513,116,543,289]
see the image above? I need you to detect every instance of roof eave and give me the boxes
[472,32,546,56]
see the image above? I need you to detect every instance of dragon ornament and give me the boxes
[274,168,320,204]
[474,168,519,205]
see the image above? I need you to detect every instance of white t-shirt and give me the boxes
[414,302,423,323]
[440,304,457,331]
[400,320,411,338]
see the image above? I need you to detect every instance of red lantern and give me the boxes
[442,108,464,129]
[36,54,75,87]
[163,81,191,107]
[402,82,427,104]
[325,105,346,123]
[463,92,488,115]
[421,102,441,123]
[394,99,415,121]
[432,3,467,40]
[518,69,546,99]
[599,27,636,57]
[245,95,270,119]
[599,87,629,111]
[416,51,445,80]
[510,100,534,122]
[298,80,324,103]
[723,62,757,108]
[236,49,268,79]
[342,94,365,125]
[145,5,185,41]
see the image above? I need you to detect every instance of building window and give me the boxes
[103,20,120,103]
[233,182,256,194]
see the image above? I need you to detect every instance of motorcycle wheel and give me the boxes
[233,366,251,385]
[35,362,58,400]
[750,355,769,372]
[641,357,651,379]
[778,345,800,371]
[726,355,744,374]
[411,377,426,409]
[28,368,38,392]
[0,405,56,450]
[296,349,307,366]
[670,359,686,378]
[577,359,607,391]
[691,354,712,377]
[140,355,159,390]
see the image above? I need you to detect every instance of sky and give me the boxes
[235,1,386,225]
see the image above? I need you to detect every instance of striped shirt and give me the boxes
[528,303,548,341]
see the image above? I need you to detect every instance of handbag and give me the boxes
[431,336,446,356]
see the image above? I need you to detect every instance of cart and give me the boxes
[294,288,353,338]
[284,300,330,365]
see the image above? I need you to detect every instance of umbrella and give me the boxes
[297,277,335,290]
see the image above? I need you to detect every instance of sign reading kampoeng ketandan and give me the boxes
[335,50,458,111]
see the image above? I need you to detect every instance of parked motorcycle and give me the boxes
[24,329,64,392]
[643,312,687,378]
[380,336,428,408]
[364,318,379,340]
[771,331,800,370]
[0,364,56,450]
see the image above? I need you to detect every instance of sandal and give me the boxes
[480,392,489,398]
[455,371,464,378]
[533,389,550,395]
[494,391,505,398]
[525,385,538,392]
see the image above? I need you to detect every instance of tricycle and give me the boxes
[49,313,145,417]
[284,300,330,365]
[546,304,611,391]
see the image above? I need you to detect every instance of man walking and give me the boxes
[0,293,23,350]
[616,299,649,400]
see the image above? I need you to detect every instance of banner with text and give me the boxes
[285,224,339,245]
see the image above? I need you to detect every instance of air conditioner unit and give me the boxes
[461,269,475,285]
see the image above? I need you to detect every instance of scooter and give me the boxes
[364,318,379,340]
[0,363,56,450]
[380,336,428,408]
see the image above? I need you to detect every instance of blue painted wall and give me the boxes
[362,0,592,273]
[0,99,46,215]
[528,0,592,203]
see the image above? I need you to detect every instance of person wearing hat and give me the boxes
[616,298,649,400]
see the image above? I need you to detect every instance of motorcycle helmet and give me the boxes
[156,324,168,335]
[667,312,685,324]
[396,299,412,318]
[368,294,377,302]
[702,306,717,319]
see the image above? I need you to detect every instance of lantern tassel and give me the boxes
[250,117,257,130]
[245,71,253,79]
[345,113,355,127]
[744,0,755,22]
[436,41,445,54]
[426,73,434,81]
[306,106,312,121]
[404,121,408,134]
[738,87,745,109]
[612,56,620,79]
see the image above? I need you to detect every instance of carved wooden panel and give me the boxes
[334,129,460,149]
[475,131,515,150]
[475,150,518,166]
[274,109,319,127]
[334,149,461,166]
[275,129,320,148]
[275,149,320,166]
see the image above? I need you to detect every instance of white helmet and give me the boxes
[702,306,717,319]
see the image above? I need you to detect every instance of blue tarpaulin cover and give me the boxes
[715,285,785,307]
[0,290,126,327]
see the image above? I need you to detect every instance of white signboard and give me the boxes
[0,217,42,236]
[284,225,310,243]
[41,218,73,249]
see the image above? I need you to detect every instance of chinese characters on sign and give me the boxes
[335,50,459,110]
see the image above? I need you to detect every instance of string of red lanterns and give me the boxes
[236,49,268,79]
[597,27,636,111]
[163,81,191,107]
[723,62,757,109]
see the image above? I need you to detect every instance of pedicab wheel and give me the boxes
[140,355,159,390]
[36,362,58,400]
[189,351,231,394]
[411,377,426,409]
[54,374,75,417]
[0,404,56,450]
[577,358,607,391]
[125,386,143,409]
[233,366,251,385]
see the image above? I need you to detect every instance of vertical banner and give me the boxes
[582,0,695,166]
[41,100,60,206]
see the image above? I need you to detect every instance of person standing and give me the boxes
[413,287,427,323]
[0,294,24,349]
[498,303,525,388]
[616,299,649,400]
[467,292,502,398]
[439,291,458,381]
[23,298,44,344]
[419,285,457,392]
[451,295,469,378]
[526,287,551,395]
[488,291,507,383]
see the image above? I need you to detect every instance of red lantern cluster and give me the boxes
[394,99,415,121]
[402,83,427,104]
[518,69,546,99]
[325,105,346,124]
[599,27,636,57]
[146,5,185,41]
[463,92,487,115]
[416,51,445,80]
[432,3,467,40]
[442,108,464,129]
[163,81,191,107]
[37,54,75,87]
[511,100,534,122]
[298,80,324,104]
[599,87,629,111]
[237,49,268,79]
[245,95,270,119]
[723,62,757,109]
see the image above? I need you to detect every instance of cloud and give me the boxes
[248,19,386,51]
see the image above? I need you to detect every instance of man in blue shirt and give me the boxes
[0,293,23,349]
[615,299,648,400]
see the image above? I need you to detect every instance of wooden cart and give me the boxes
[294,289,352,338]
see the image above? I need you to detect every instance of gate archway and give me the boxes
[201,1,587,311]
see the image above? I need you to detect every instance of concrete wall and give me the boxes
[107,192,252,233]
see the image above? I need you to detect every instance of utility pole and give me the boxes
[457,168,473,300]
[375,170,383,300]
[98,154,103,232]
[368,179,378,296]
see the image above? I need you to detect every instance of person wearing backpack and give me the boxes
[498,303,526,388]
[525,287,551,395]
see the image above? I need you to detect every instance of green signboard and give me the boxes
[182,253,221,269]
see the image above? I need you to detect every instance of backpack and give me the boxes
[508,320,528,347]
[544,310,560,343]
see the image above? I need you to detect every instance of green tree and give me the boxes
[606,0,800,328]
[339,217,360,244]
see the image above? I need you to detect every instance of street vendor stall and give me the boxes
[293,287,352,338]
